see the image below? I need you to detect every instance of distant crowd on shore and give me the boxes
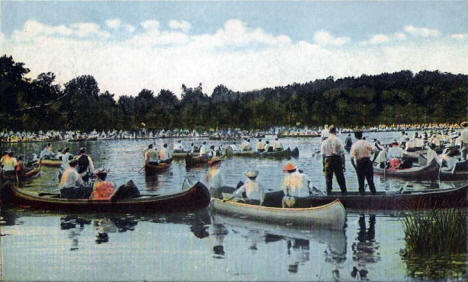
[0,122,463,143]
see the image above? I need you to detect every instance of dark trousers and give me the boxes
[356,158,376,194]
[324,156,347,193]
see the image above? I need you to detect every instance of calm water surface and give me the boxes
[1,134,467,281]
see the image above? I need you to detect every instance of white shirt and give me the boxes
[174,143,184,151]
[388,146,404,159]
[206,168,223,191]
[145,149,158,162]
[233,179,264,201]
[350,140,373,161]
[241,141,251,151]
[59,167,83,188]
[320,134,345,157]
[199,145,207,156]
[462,128,468,144]
[281,171,309,197]
[61,152,73,170]
[273,140,283,150]
[321,129,329,140]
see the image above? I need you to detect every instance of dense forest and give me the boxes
[1,55,467,131]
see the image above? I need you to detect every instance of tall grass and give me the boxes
[402,208,467,256]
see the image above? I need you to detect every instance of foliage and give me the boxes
[1,54,468,130]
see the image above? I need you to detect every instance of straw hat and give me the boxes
[282,162,296,172]
[245,170,259,178]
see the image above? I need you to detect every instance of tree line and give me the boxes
[1,55,467,131]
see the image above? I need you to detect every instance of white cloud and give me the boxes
[404,25,440,37]
[169,20,191,32]
[368,34,390,45]
[141,20,160,31]
[452,33,468,40]
[124,24,135,33]
[105,19,121,30]
[3,19,468,98]
[70,23,110,38]
[393,32,406,40]
[313,30,349,46]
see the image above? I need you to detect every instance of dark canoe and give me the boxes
[1,165,41,182]
[0,181,211,212]
[144,159,172,175]
[40,159,62,167]
[440,160,468,181]
[373,157,440,181]
[185,155,209,167]
[173,151,189,159]
[261,186,468,210]
[259,147,299,159]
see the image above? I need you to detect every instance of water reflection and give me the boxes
[144,174,159,191]
[211,213,347,275]
[351,214,380,280]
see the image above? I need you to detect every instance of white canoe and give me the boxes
[210,198,346,230]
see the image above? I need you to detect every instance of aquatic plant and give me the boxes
[402,208,466,255]
[401,208,467,279]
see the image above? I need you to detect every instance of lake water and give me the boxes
[1,134,467,281]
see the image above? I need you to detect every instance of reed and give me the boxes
[402,208,467,256]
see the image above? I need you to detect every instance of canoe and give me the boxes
[0,181,211,212]
[185,155,209,167]
[373,157,440,181]
[1,165,41,182]
[225,147,299,159]
[172,151,189,159]
[211,213,346,256]
[211,197,345,230]
[261,185,468,210]
[440,159,468,181]
[144,160,172,175]
[39,159,62,167]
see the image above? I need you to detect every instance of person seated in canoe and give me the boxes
[232,170,264,205]
[75,147,95,182]
[256,139,265,152]
[273,138,283,151]
[39,144,56,160]
[241,138,252,151]
[89,170,116,200]
[144,144,159,165]
[14,155,26,177]
[440,145,460,172]
[190,143,199,154]
[204,158,223,196]
[373,146,388,168]
[173,140,185,152]
[61,148,74,170]
[1,151,17,177]
[281,162,310,208]
[265,141,274,152]
[199,142,208,157]
[387,140,419,169]
[59,160,92,199]
[344,134,353,152]
[158,144,171,163]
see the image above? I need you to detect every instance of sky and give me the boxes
[1,0,468,97]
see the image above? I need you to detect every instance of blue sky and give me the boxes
[1,1,468,96]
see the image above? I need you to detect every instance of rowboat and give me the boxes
[144,160,172,175]
[39,159,62,167]
[261,185,468,210]
[211,197,345,230]
[0,165,41,182]
[0,181,211,212]
[373,157,440,181]
[224,147,299,159]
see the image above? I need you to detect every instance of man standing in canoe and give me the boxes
[350,131,376,195]
[159,143,171,163]
[321,126,347,194]
[460,121,468,160]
